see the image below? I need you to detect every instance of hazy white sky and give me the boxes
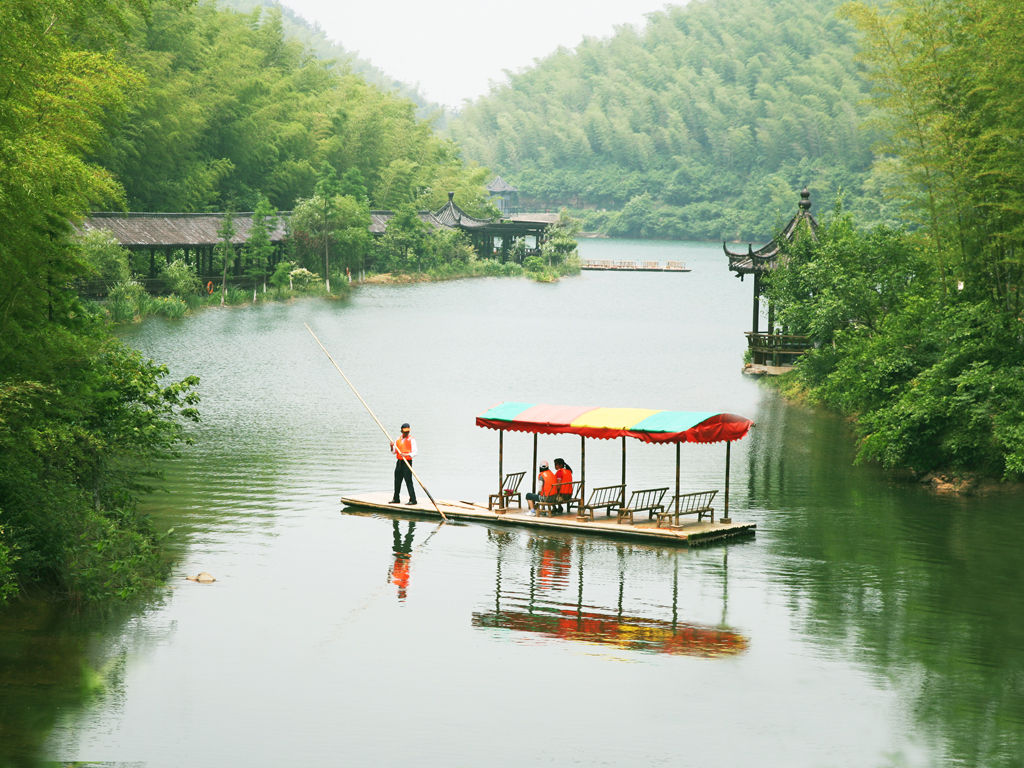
[278,0,678,108]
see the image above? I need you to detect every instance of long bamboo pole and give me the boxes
[304,323,447,521]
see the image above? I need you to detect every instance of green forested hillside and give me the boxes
[93,2,488,214]
[212,0,445,119]
[450,0,888,240]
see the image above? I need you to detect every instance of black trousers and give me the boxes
[393,459,416,502]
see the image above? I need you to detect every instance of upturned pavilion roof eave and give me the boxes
[724,188,818,275]
[432,191,493,229]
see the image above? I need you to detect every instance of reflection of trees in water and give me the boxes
[142,446,289,539]
[0,597,172,766]
[750,392,1024,766]
[475,530,747,657]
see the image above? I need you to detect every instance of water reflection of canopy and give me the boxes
[472,608,747,657]
[476,403,753,444]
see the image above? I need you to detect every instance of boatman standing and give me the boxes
[390,422,418,505]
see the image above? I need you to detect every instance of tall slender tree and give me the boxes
[216,212,236,306]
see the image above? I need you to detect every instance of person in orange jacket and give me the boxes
[389,422,417,505]
[524,459,557,515]
[553,457,573,514]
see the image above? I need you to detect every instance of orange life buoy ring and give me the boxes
[206,281,214,294]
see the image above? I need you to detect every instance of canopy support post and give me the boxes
[675,442,681,516]
[580,435,586,516]
[721,441,732,524]
[498,429,504,494]
[532,433,538,493]
[620,436,626,500]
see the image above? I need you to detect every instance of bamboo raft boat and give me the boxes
[340,491,754,545]
[342,401,757,546]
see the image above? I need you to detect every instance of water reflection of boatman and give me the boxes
[389,520,416,600]
[524,459,556,516]
[389,422,417,505]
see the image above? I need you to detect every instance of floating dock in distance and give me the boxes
[580,259,691,272]
[742,362,795,376]
[340,492,755,546]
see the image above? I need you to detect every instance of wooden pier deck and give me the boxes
[340,491,755,546]
[580,259,691,272]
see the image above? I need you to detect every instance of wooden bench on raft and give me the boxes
[616,487,669,524]
[488,471,526,512]
[576,484,626,521]
[534,480,583,516]
[656,489,718,527]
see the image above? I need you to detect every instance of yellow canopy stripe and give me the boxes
[570,408,660,430]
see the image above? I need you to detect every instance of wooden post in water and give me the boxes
[721,441,732,524]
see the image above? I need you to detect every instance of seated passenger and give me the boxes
[553,458,573,513]
[525,460,557,516]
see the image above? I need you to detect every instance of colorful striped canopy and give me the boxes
[476,402,753,444]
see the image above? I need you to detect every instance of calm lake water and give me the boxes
[2,239,1023,767]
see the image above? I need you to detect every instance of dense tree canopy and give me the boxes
[765,0,1024,481]
[0,0,203,605]
[92,2,491,214]
[218,0,444,119]
[450,0,889,240]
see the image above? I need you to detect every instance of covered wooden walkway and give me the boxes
[79,211,289,279]
[82,193,554,272]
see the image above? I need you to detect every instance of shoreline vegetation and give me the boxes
[747,1,1024,495]
[762,372,1023,496]
[91,242,582,326]
[98,256,582,324]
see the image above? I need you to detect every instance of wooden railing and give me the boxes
[745,333,810,366]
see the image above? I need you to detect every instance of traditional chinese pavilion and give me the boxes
[486,176,519,214]
[724,188,817,368]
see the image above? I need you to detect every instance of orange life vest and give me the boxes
[539,469,557,496]
[394,436,414,461]
[555,468,573,496]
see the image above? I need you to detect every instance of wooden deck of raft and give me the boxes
[340,491,755,546]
